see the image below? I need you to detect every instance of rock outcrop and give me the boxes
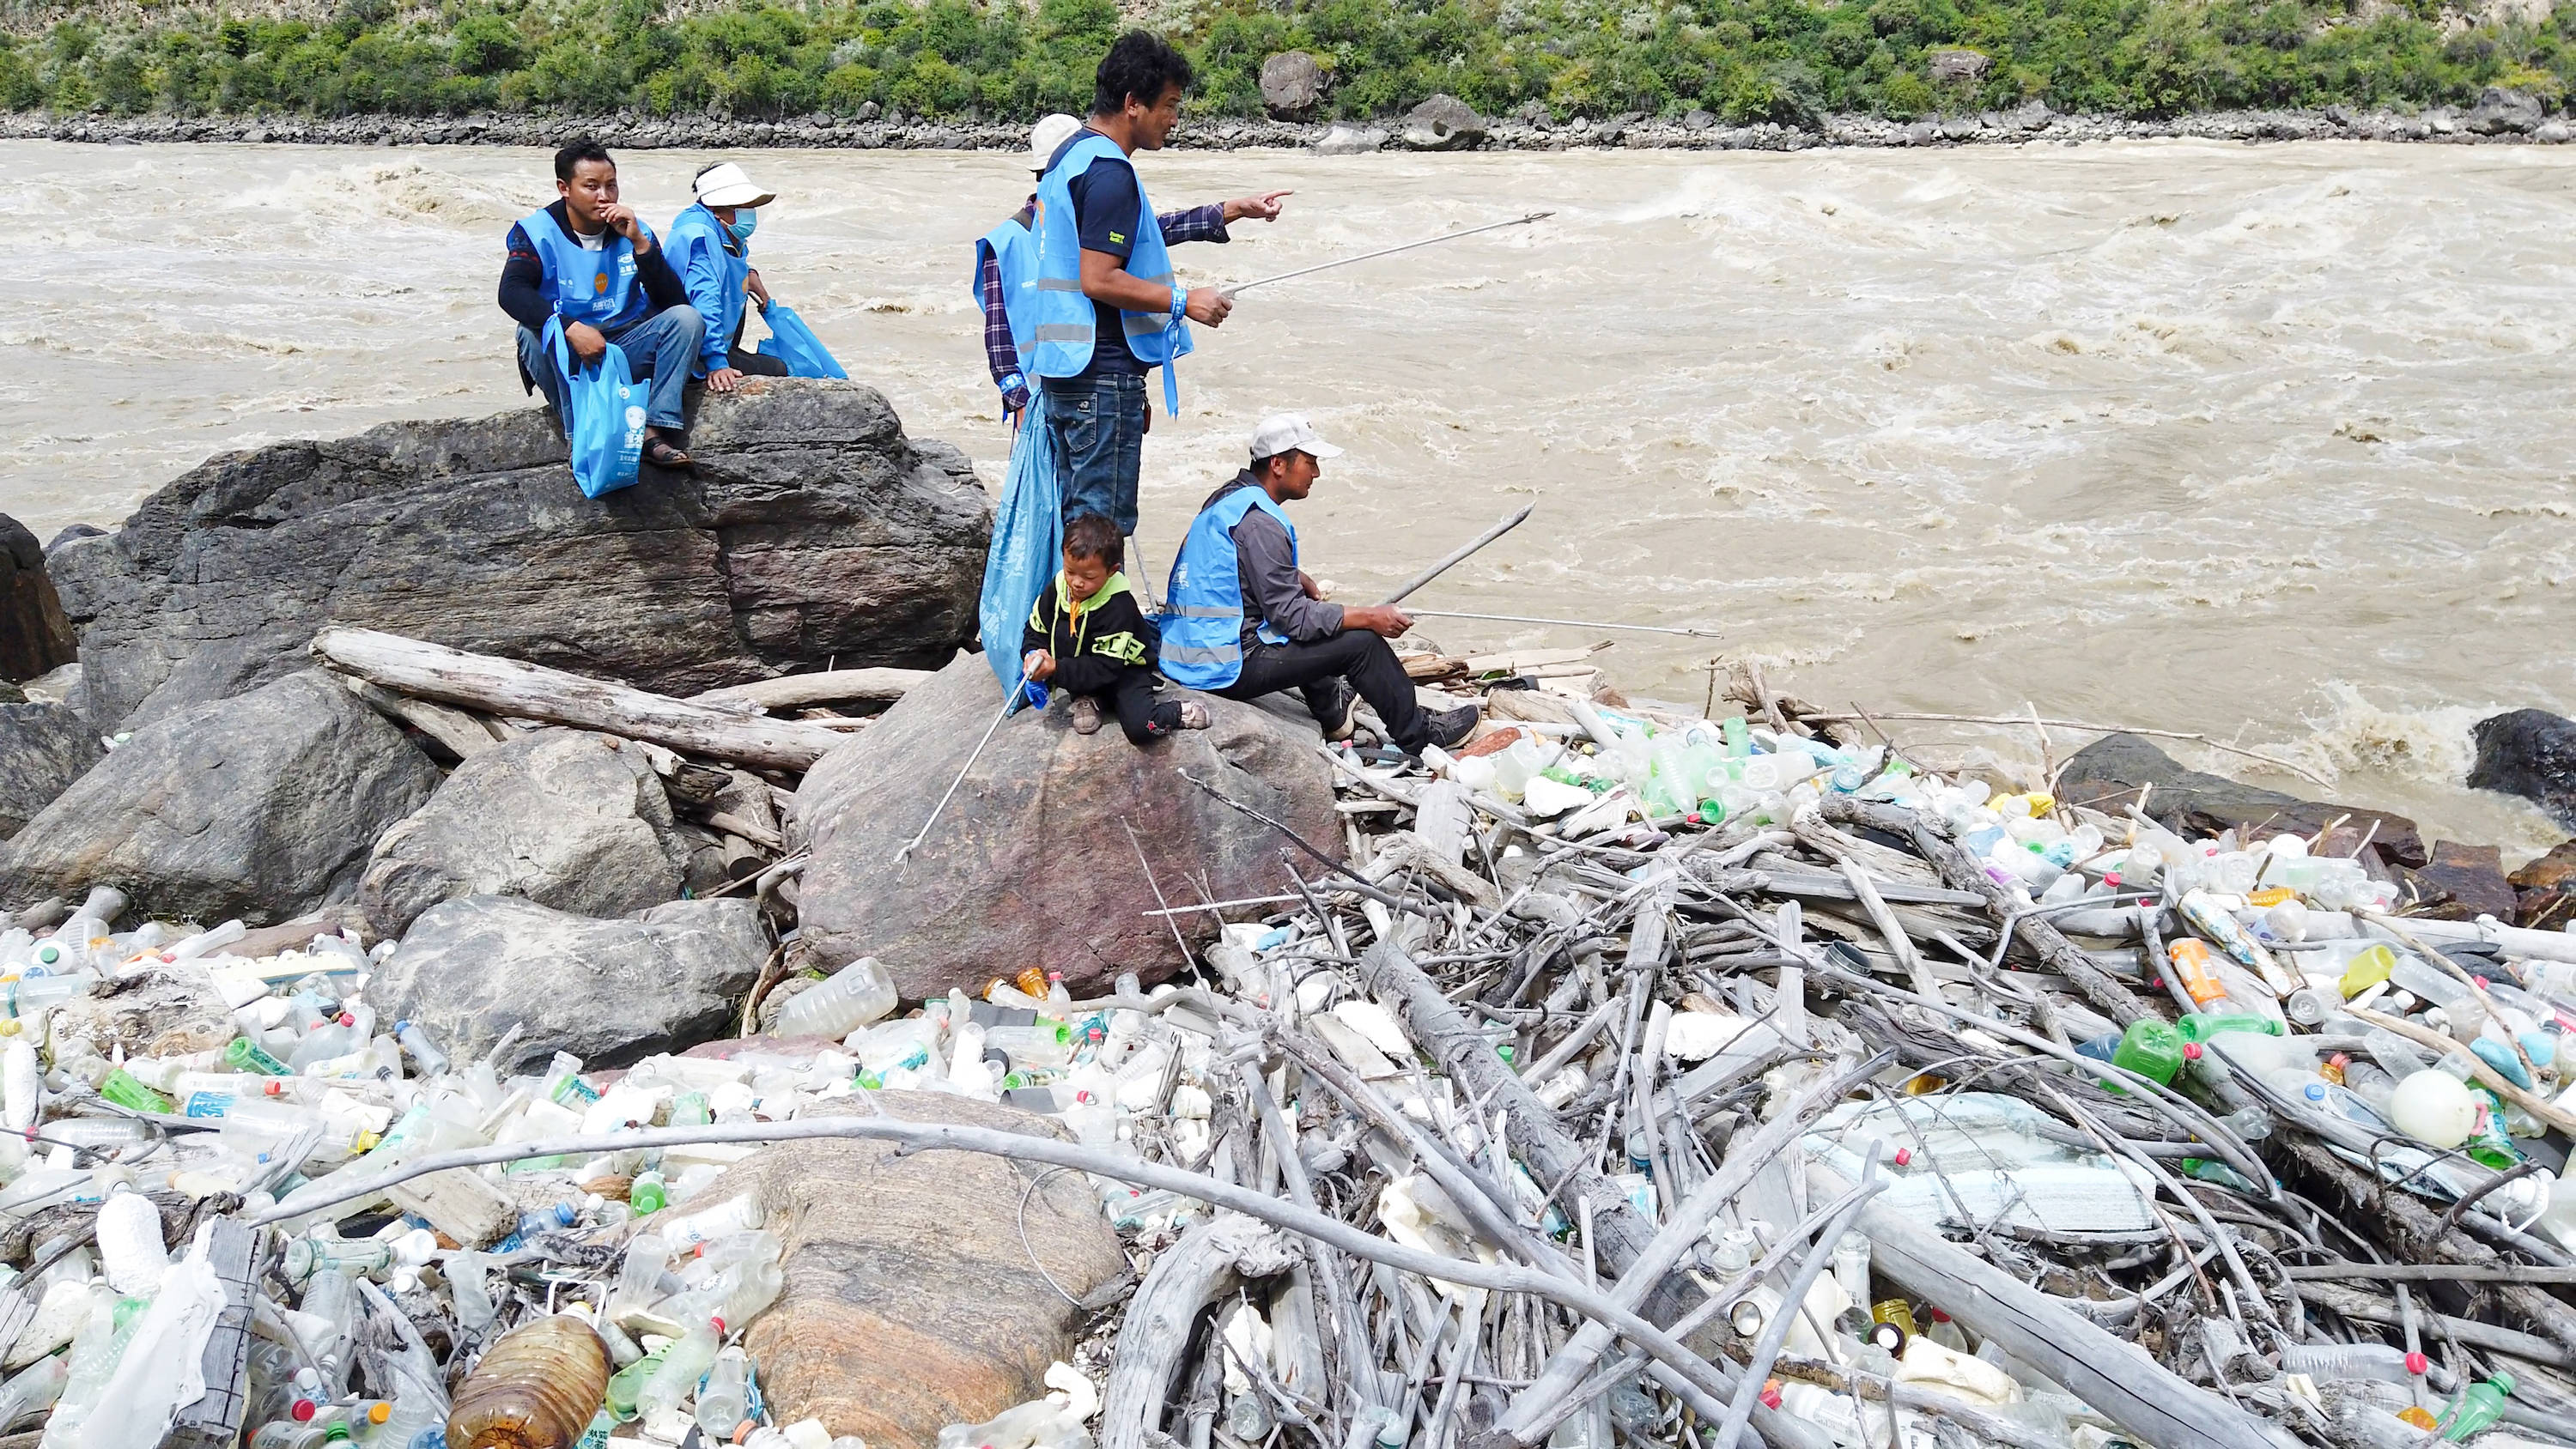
[371,895,769,1071]
[2,670,440,923]
[2468,708,2576,831]
[48,381,992,732]
[0,514,76,685]
[1399,94,1486,151]
[793,655,1339,999]
[357,729,692,939]
[0,701,101,841]
[2056,732,2427,867]
[1261,52,1326,119]
[714,1092,1127,1446]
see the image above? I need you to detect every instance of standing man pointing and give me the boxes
[1024,32,1291,538]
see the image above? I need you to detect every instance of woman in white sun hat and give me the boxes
[666,161,790,394]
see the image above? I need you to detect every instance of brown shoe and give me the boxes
[1070,697,1103,735]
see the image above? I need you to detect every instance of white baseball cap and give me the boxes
[1249,413,1344,463]
[1029,113,1083,173]
[692,161,775,209]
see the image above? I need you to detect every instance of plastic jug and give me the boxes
[775,958,899,1040]
[444,1314,611,1449]
[2439,1372,2514,1440]
[695,1347,753,1438]
[2111,1019,2185,1088]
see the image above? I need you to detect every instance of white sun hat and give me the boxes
[1249,413,1345,462]
[693,161,775,209]
[1028,113,1084,173]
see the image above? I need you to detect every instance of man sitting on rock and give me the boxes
[1159,415,1479,757]
[499,138,704,470]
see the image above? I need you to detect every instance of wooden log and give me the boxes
[1824,795,2158,1024]
[341,676,506,760]
[1098,1217,1297,1449]
[1833,1187,2297,1449]
[310,627,847,773]
[690,668,930,712]
[2297,1281,2576,1369]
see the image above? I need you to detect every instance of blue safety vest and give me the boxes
[1026,133,1194,407]
[518,206,648,333]
[972,213,1037,350]
[1160,483,1295,689]
[665,203,749,376]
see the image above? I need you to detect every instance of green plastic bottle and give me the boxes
[2464,1087,2523,1171]
[2439,1371,2514,1440]
[98,1069,172,1114]
[2177,1013,2283,1046]
[629,1170,666,1216]
[1722,715,1751,758]
[605,1343,670,1421]
[2111,1019,2185,1088]
[225,1036,292,1076]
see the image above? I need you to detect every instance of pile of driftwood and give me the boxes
[1036,706,2576,1449]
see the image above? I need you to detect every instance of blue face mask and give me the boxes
[726,209,758,242]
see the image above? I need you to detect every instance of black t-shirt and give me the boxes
[1051,133,1147,379]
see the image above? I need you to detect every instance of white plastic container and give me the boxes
[775,958,898,1040]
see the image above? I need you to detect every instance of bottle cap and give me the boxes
[712,1315,727,1333]
[1893,1147,1911,1167]
[1759,1379,1782,1410]
[2182,1043,2202,1060]
[367,1403,391,1425]
[2405,1351,2428,1375]
[292,1398,317,1422]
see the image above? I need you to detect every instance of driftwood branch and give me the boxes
[311,627,848,771]
[690,667,929,712]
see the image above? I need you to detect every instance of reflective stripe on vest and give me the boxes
[1024,133,1196,388]
[1158,485,1295,690]
[973,216,1039,352]
[520,206,647,332]
[665,203,748,375]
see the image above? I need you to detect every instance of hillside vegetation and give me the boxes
[3,0,2571,128]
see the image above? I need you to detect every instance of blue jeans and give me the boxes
[517,305,706,435]
[1044,372,1149,537]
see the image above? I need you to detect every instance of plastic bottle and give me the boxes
[39,1294,142,1449]
[775,958,899,1040]
[300,1267,364,1389]
[2110,1018,2186,1088]
[605,1234,669,1327]
[2439,1372,2514,1440]
[444,1314,611,1449]
[2281,1343,2422,1386]
[283,1235,394,1284]
[0,1353,68,1430]
[605,1342,670,1422]
[657,1192,762,1250]
[629,1171,666,1216]
[634,1317,724,1423]
[694,1346,753,1438]
[394,1022,449,1079]
[2178,1013,2283,1046]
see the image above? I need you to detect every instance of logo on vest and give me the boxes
[593,273,609,294]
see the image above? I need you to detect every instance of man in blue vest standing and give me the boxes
[666,161,792,395]
[1161,414,1481,757]
[1021,33,1291,536]
[498,139,705,470]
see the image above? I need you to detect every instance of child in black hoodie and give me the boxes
[1022,516,1208,745]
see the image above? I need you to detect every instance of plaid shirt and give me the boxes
[980,199,1230,413]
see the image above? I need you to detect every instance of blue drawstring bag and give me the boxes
[977,402,1066,712]
[545,317,645,499]
[756,301,848,379]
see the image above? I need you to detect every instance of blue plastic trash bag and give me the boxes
[547,317,645,499]
[755,301,848,379]
[978,407,1065,711]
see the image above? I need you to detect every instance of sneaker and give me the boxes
[1176,701,1211,730]
[1315,679,1359,742]
[1424,703,1481,751]
[1070,697,1103,735]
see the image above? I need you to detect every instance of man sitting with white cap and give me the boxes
[972,112,1243,425]
[666,161,790,394]
[1159,414,1480,756]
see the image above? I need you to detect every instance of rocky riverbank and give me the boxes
[5,86,2569,153]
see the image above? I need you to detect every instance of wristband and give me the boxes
[1000,372,1026,395]
[1171,285,1188,319]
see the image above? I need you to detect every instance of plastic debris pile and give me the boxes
[0,681,2574,1449]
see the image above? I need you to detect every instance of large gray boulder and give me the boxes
[371,895,769,1071]
[0,701,101,841]
[1261,51,1326,119]
[0,514,75,685]
[793,655,1338,999]
[48,381,993,732]
[2,670,440,923]
[2469,708,2576,830]
[720,1093,1127,1446]
[1399,94,1486,151]
[2057,732,2425,868]
[356,729,691,939]
[2467,86,2545,135]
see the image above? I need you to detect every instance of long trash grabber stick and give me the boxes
[894,685,1024,864]
[1219,213,1552,301]
[1403,608,1724,639]
[1377,504,1534,606]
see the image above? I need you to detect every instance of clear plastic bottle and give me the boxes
[605,1342,670,1422]
[605,1234,670,1327]
[775,958,898,1040]
[634,1317,724,1423]
[39,1294,142,1449]
[657,1192,762,1250]
[694,1346,753,1438]
[0,1353,68,1430]
[394,1022,449,1079]
[444,1314,611,1449]
[299,1267,363,1390]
